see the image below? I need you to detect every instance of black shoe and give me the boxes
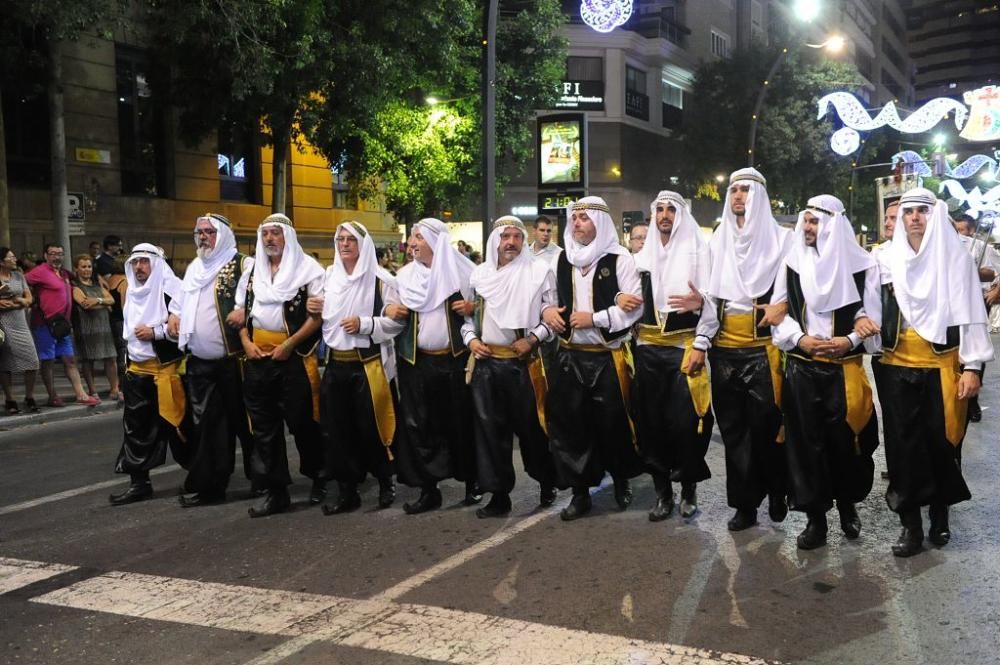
[377,478,396,509]
[680,483,698,518]
[613,477,633,510]
[178,491,225,508]
[404,487,442,515]
[109,482,152,506]
[248,490,290,518]
[322,486,361,515]
[768,494,788,522]
[539,484,557,507]
[797,514,828,550]
[463,480,483,506]
[248,481,268,499]
[5,399,22,415]
[24,397,40,414]
[727,508,758,531]
[476,493,512,518]
[968,399,982,423]
[892,510,924,557]
[928,504,951,546]
[648,494,675,522]
[838,502,862,539]
[309,479,328,505]
[560,492,592,521]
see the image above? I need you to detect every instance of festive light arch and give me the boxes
[580,0,633,33]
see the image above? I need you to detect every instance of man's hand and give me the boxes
[226,309,246,329]
[979,268,996,283]
[569,311,594,329]
[451,299,475,317]
[468,338,493,359]
[542,306,566,334]
[797,335,826,356]
[306,296,324,314]
[340,316,361,334]
[958,370,982,399]
[615,293,643,313]
[853,316,880,338]
[683,348,706,375]
[755,301,788,327]
[167,314,180,338]
[242,338,269,360]
[667,281,704,313]
[385,304,410,322]
[511,336,535,360]
[817,336,852,358]
[271,341,293,362]
[134,324,155,341]
[986,284,1000,307]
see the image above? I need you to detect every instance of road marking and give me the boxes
[0,557,77,594]
[24,562,777,665]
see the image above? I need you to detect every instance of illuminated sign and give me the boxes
[551,80,605,111]
[537,191,585,213]
[538,114,586,187]
[962,85,1000,142]
[75,147,111,165]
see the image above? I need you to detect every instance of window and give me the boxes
[218,123,259,202]
[661,81,683,109]
[626,66,646,93]
[625,65,649,121]
[331,167,358,209]
[2,92,50,187]
[566,56,604,81]
[116,45,168,197]
[711,29,730,58]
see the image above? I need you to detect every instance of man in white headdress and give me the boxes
[109,244,189,505]
[876,188,993,557]
[630,191,713,522]
[542,196,643,521]
[697,167,791,531]
[462,216,557,518]
[305,221,404,514]
[772,195,881,550]
[389,217,480,514]
[239,213,326,518]
[169,213,255,507]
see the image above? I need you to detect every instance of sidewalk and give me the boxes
[0,371,121,431]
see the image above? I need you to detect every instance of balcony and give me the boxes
[624,11,691,48]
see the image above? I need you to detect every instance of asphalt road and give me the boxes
[2,368,1000,665]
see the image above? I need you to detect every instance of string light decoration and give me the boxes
[830,127,861,156]
[892,150,999,180]
[939,180,1000,218]
[580,0,633,33]
[817,92,968,133]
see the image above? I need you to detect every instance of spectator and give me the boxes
[18,251,38,272]
[89,241,101,259]
[0,247,41,414]
[470,250,483,265]
[104,258,128,383]
[71,254,121,401]
[24,243,97,407]
[95,234,124,277]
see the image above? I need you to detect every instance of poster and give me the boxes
[539,117,583,186]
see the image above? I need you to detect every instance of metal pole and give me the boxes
[746,47,789,167]
[481,0,498,251]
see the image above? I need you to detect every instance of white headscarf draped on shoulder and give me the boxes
[634,191,709,313]
[470,216,552,329]
[178,213,238,350]
[397,217,474,312]
[252,213,324,305]
[707,168,790,301]
[322,221,394,350]
[881,188,986,344]
[785,194,875,313]
[123,243,181,340]
[563,196,628,268]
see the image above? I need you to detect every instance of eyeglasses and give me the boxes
[46,251,65,257]
[194,229,218,237]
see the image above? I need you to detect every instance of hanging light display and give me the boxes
[892,150,999,180]
[580,0,633,33]
[830,127,861,156]
[817,92,968,133]
[939,180,1000,218]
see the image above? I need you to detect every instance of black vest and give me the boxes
[355,278,385,362]
[213,253,247,356]
[880,283,959,353]
[638,270,701,334]
[555,252,629,342]
[245,267,320,356]
[715,283,776,341]
[395,291,468,365]
[786,267,865,359]
[133,293,183,364]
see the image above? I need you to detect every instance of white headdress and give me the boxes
[634,191,709,313]
[178,213,238,350]
[252,213,324,304]
[563,196,628,268]
[123,243,181,340]
[397,217,474,312]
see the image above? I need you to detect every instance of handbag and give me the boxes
[46,314,72,340]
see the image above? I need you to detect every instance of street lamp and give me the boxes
[482,0,499,251]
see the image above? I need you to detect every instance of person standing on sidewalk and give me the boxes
[0,247,40,414]
[24,243,97,408]
[71,254,120,401]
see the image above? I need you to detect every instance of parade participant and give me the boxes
[530,215,562,269]
[871,200,899,480]
[390,218,479,514]
[542,196,643,521]
[876,188,993,556]
[308,221,403,514]
[462,216,557,518]
[772,195,881,549]
[109,244,189,505]
[240,214,326,518]
[631,191,713,521]
[697,167,791,531]
[171,213,254,507]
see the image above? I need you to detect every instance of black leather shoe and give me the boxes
[178,491,225,508]
[248,491,290,518]
[109,482,152,506]
[838,502,862,539]
[322,488,361,515]
[377,478,396,509]
[613,478,633,510]
[648,491,675,522]
[539,484,557,507]
[463,480,484,506]
[476,493,512,518]
[404,487,442,515]
[560,492,592,521]
[968,398,982,423]
[797,514,828,550]
[892,526,924,557]
[680,483,698,518]
[768,494,788,522]
[727,508,758,531]
[309,480,328,505]
[928,504,951,546]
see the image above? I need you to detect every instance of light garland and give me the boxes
[817,92,968,134]
[580,0,633,33]
[830,127,860,156]
[892,150,999,181]
[939,180,1000,218]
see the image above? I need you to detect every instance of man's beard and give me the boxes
[196,245,214,260]
[264,245,282,257]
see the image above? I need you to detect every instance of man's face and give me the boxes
[883,204,898,239]
[729,183,750,217]
[571,211,597,246]
[497,228,524,267]
[261,226,285,259]
[108,242,123,256]
[629,225,648,253]
[131,257,151,283]
[336,229,360,265]
[534,222,552,248]
[802,212,820,248]
[903,205,929,247]
[956,220,975,238]
[195,220,219,256]
[45,246,64,269]
[89,242,100,258]
[655,204,676,239]
[410,229,434,266]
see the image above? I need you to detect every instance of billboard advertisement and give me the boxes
[538,115,585,188]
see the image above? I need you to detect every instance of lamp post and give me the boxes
[481,0,499,251]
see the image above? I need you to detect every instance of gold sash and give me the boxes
[253,328,321,422]
[881,328,967,446]
[128,358,186,432]
[559,340,636,445]
[637,328,712,434]
[329,348,397,459]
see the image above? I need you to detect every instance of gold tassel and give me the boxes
[698,418,704,434]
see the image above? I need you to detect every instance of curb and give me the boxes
[0,400,121,432]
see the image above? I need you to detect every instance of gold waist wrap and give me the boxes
[128,358,186,432]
